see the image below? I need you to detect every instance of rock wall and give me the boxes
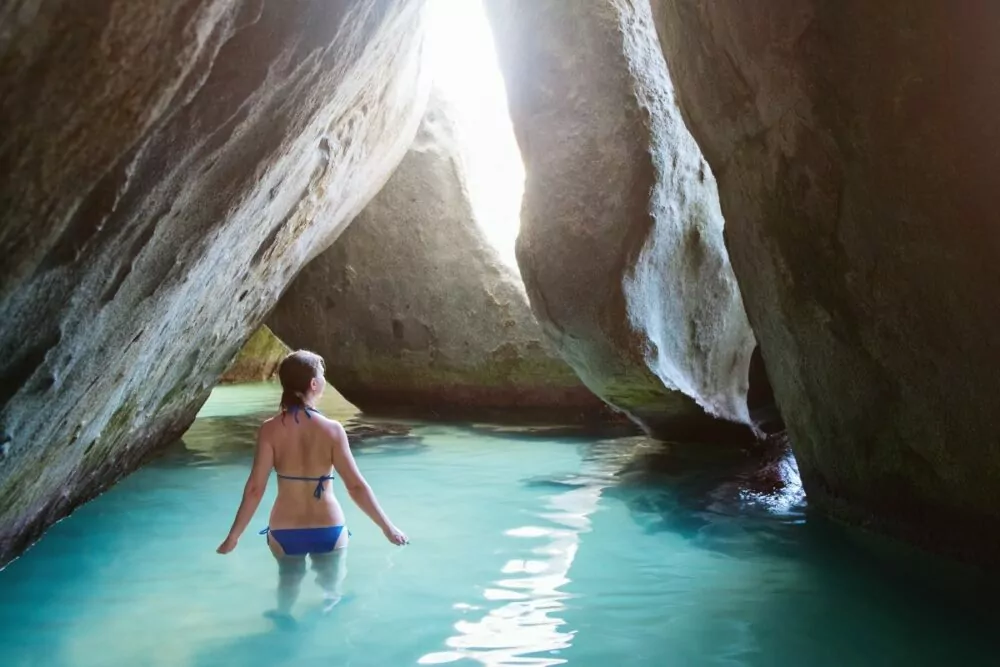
[482,0,758,440]
[219,326,289,384]
[271,93,607,421]
[0,0,431,565]
[653,1,1000,564]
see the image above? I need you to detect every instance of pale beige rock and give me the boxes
[271,93,606,420]
[483,0,757,439]
[0,0,431,564]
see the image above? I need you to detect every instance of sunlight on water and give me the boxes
[0,383,996,667]
[419,478,603,666]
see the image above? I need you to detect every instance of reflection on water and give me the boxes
[0,383,998,667]
[419,474,609,666]
[413,434,803,667]
[607,438,807,557]
[181,382,424,465]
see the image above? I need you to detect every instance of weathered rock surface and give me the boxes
[271,93,607,421]
[653,1,1000,563]
[219,326,289,384]
[0,0,431,565]
[482,0,758,439]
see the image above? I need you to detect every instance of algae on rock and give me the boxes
[220,326,290,384]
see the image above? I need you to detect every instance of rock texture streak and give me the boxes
[653,0,1000,563]
[0,0,431,565]
[483,0,756,438]
[271,92,605,420]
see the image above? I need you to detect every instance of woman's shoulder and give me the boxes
[314,413,344,429]
[313,414,347,439]
[258,412,285,434]
[255,410,344,441]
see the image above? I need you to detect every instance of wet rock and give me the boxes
[483,0,757,440]
[653,0,1000,564]
[219,326,290,384]
[343,421,413,443]
[271,92,608,421]
[0,0,431,565]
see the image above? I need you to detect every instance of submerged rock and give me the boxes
[653,1,1000,564]
[271,92,607,421]
[219,326,290,384]
[342,421,412,444]
[483,0,758,439]
[0,0,431,565]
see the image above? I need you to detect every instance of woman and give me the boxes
[217,349,407,616]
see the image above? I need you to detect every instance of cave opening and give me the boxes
[226,0,525,384]
[223,0,535,416]
[425,0,525,274]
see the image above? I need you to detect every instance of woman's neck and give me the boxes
[295,390,317,410]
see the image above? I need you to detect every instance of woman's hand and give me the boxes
[217,534,239,554]
[383,524,408,546]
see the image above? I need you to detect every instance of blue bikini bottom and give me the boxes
[260,525,346,556]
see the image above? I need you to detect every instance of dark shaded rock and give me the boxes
[0,0,431,565]
[653,0,1000,565]
[271,92,609,422]
[219,326,289,384]
[482,0,757,440]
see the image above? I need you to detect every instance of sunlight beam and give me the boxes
[425,0,524,274]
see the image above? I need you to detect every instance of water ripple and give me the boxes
[419,477,607,666]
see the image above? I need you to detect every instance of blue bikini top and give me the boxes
[277,404,334,498]
[283,404,321,424]
[276,472,334,498]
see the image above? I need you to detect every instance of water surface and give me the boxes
[0,383,995,666]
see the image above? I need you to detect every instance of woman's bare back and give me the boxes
[264,410,346,530]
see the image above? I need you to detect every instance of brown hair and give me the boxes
[278,350,325,410]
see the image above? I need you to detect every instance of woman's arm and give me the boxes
[328,420,407,545]
[217,427,274,554]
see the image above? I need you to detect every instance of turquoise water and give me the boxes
[0,384,995,666]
